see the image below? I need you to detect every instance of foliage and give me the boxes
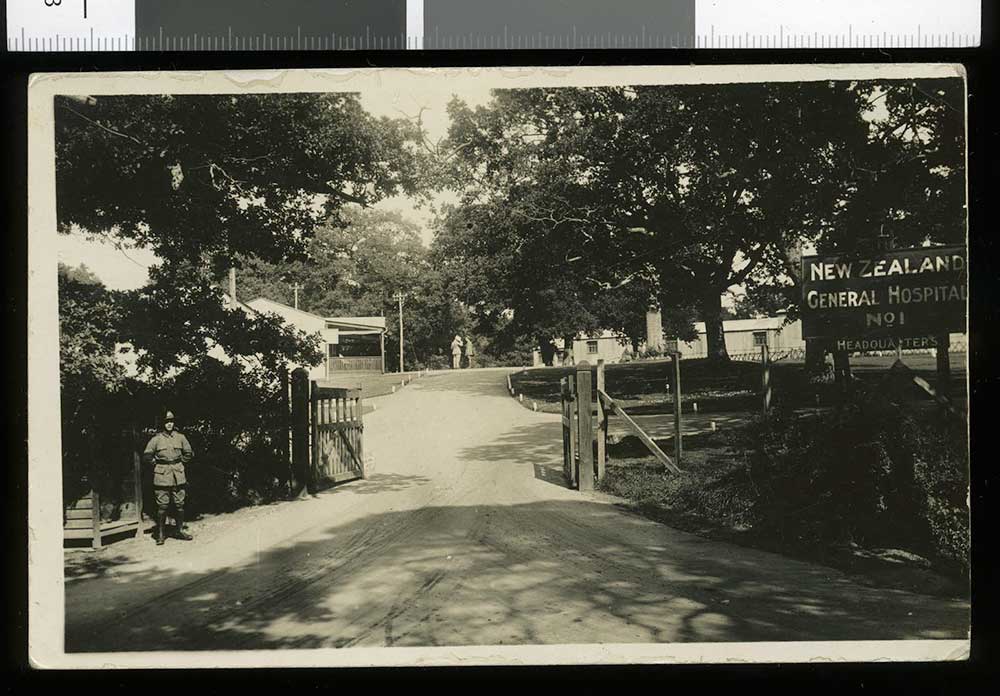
[56,93,421,512]
[237,206,470,372]
[737,392,969,574]
[441,79,965,361]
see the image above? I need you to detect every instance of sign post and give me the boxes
[761,344,772,414]
[801,245,967,366]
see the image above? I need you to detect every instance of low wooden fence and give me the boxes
[560,359,684,491]
[328,356,383,374]
[63,429,144,549]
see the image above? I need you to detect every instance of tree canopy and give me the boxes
[56,93,422,377]
[440,78,966,360]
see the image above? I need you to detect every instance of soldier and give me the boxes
[450,334,463,369]
[464,336,476,369]
[143,410,194,545]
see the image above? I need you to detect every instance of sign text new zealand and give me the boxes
[801,245,967,342]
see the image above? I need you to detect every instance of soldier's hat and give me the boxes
[163,410,176,423]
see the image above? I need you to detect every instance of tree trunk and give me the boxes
[805,339,827,376]
[539,340,556,367]
[562,333,577,366]
[700,291,729,362]
[935,332,952,398]
[833,349,852,386]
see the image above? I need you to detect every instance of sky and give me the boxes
[57,82,496,291]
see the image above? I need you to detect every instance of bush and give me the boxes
[737,389,969,575]
[476,349,533,368]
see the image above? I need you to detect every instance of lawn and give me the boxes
[598,406,969,598]
[510,353,967,415]
[320,371,422,399]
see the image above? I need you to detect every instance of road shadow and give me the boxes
[454,421,571,490]
[65,498,969,653]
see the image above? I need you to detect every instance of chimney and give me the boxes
[645,307,664,352]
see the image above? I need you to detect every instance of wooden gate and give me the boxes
[310,383,366,487]
[560,360,683,492]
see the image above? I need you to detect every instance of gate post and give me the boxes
[567,374,578,488]
[761,344,773,414]
[290,367,310,497]
[595,360,606,482]
[576,364,595,492]
[672,351,683,468]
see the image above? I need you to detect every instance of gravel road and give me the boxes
[65,368,968,652]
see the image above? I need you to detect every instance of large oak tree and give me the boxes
[442,79,965,361]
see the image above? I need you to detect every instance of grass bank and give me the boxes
[598,389,969,598]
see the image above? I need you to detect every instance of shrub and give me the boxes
[737,389,969,574]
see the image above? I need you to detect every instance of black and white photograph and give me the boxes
[27,65,970,667]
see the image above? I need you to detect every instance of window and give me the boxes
[753,331,768,347]
[587,340,600,354]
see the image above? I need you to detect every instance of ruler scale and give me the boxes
[6,0,982,51]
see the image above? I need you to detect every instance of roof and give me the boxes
[247,297,387,332]
[325,316,387,331]
[245,296,326,323]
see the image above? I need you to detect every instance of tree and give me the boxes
[442,79,965,362]
[55,93,422,376]
[238,206,468,371]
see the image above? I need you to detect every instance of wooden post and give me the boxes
[560,378,570,481]
[595,360,606,482]
[761,344,772,414]
[567,374,578,488]
[310,381,320,490]
[380,332,386,374]
[290,368,310,496]
[672,351,683,468]
[356,391,366,478]
[936,332,952,398]
[576,364,595,492]
[132,430,143,530]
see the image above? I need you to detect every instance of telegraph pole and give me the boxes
[291,283,302,310]
[393,291,407,374]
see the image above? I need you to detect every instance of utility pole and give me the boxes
[291,283,302,310]
[393,291,407,374]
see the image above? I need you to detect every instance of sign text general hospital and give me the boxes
[801,245,967,341]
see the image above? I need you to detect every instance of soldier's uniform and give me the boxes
[143,412,194,544]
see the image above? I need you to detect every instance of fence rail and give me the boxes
[328,356,383,373]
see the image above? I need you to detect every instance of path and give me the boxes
[65,368,968,651]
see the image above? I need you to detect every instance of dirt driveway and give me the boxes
[65,368,969,652]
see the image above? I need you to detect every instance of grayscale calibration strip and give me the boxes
[8,0,982,51]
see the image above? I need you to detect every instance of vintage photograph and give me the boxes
[28,65,970,666]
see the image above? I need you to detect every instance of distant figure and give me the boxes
[143,410,194,546]
[450,334,463,369]
[465,336,476,369]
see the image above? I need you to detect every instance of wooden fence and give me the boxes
[63,429,144,549]
[311,382,366,487]
[560,360,683,491]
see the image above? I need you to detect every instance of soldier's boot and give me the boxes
[155,511,166,545]
[173,509,193,541]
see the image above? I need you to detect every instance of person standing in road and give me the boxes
[143,410,194,545]
[451,334,463,369]
[465,336,476,369]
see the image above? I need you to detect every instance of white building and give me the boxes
[245,297,387,380]
[531,316,806,367]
